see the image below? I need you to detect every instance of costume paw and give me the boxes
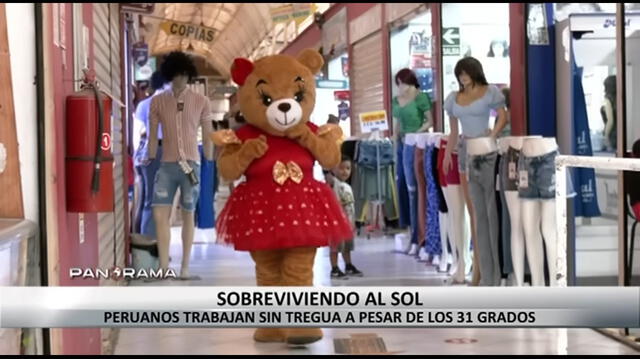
[284,123,311,140]
[240,135,268,160]
[210,129,241,146]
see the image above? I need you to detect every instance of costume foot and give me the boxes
[286,328,323,345]
[253,328,286,343]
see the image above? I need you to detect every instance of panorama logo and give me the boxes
[69,267,178,280]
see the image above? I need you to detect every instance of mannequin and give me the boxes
[466,137,500,286]
[403,133,419,255]
[438,137,470,283]
[519,137,560,286]
[414,133,429,260]
[392,68,433,255]
[499,135,541,286]
[148,51,214,280]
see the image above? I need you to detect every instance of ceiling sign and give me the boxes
[159,20,215,45]
[270,3,316,25]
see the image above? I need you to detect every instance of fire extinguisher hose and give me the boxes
[91,86,104,193]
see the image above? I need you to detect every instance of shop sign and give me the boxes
[334,90,350,101]
[132,42,149,67]
[317,80,347,89]
[341,57,349,78]
[359,110,389,134]
[337,101,350,121]
[527,3,550,46]
[135,57,156,81]
[442,27,460,56]
[159,20,215,45]
[270,3,315,25]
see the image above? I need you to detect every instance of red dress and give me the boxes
[216,123,353,251]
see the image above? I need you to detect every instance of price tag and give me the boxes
[519,170,529,189]
[508,162,517,180]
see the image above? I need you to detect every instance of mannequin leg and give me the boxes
[250,250,286,342]
[180,209,196,279]
[505,191,525,286]
[521,200,545,286]
[445,186,465,283]
[153,206,173,271]
[460,174,480,285]
[438,212,449,272]
[540,200,557,286]
[282,247,323,345]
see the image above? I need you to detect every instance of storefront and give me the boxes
[387,4,434,105]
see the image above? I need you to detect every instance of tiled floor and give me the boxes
[114,228,638,355]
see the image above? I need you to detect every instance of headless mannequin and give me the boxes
[431,134,450,272]
[499,135,541,286]
[151,74,213,280]
[466,137,501,286]
[414,133,428,260]
[520,137,559,286]
[403,133,419,255]
[438,137,469,283]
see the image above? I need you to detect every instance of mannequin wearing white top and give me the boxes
[520,137,559,286]
[499,136,541,286]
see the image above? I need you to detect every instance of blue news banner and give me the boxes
[0,287,638,328]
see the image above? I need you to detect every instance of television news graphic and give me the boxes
[0,287,638,328]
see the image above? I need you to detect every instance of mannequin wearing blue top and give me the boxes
[442,57,508,286]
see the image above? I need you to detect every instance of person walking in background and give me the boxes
[134,71,167,240]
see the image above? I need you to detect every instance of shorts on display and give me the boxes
[517,150,575,200]
[438,139,461,186]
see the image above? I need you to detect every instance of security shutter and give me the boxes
[350,31,384,136]
[94,3,125,286]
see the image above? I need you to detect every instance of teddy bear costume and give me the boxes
[212,49,352,345]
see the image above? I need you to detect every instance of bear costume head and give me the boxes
[230,49,324,136]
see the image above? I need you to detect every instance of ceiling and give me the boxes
[141,3,284,78]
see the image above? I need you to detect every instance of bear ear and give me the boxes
[231,58,254,86]
[297,48,324,74]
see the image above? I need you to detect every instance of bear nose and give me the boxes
[278,103,291,113]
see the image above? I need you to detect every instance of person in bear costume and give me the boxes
[211,49,353,345]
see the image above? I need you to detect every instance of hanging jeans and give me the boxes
[395,138,411,229]
[140,145,163,239]
[467,151,500,286]
[414,146,427,247]
[424,145,442,256]
[195,145,216,229]
[402,143,419,245]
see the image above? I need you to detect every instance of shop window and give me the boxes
[389,11,433,100]
[441,3,510,134]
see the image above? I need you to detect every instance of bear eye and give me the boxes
[294,91,305,103]
[261,94,273,106]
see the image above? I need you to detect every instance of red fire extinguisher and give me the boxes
[65,69,114,212]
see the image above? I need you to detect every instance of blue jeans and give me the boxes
[139,146,162,239]
[195,145,216,229]
[395,139,410,229]
[402,143,419,245]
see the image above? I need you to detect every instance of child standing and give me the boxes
[325,156,364,279]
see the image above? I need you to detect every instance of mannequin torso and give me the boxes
[466,137,498,156]
[522,137,558,157]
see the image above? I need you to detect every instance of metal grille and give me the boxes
[350,31,384,137]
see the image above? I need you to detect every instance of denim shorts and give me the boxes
[152,161,201,211]
[357,140,394,169]
[517,151,575,200]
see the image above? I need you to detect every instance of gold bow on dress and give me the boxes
[273,161,304,185]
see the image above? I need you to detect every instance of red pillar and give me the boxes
[509,3,527,136]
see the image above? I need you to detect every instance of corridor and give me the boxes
[114,230,636,355]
